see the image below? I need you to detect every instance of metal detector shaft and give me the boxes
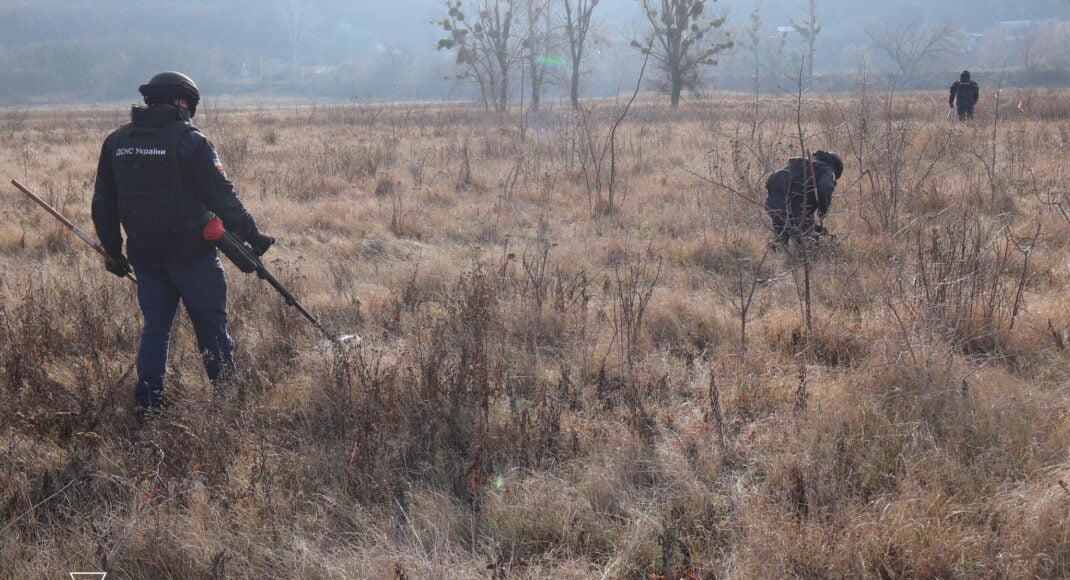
[256,265,336,340]
[212,229,338,342]
[10,178,137,284]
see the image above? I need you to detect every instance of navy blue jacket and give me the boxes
[92,105,257,270]
[765,157,837,220]
[949,80,979,109]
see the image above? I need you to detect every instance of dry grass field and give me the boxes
[2,87,1070,578]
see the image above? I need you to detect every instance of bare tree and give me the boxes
[719,245,770,361]
[572,49,650,216]
[1019,22,1070,82]
[633,0,734,109]
[436,0,520,113]
[868,20,962,84]
[562,0,600,110]
[276,0,322,81]
[742,2,765,94]
[479,0,520,113]
[437,1,492,110]
[521,0,553,112]
[791,0,820,87]
[740,1,787,96]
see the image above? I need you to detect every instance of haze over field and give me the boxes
[1,0,1068,104]
[7,1,1070,579]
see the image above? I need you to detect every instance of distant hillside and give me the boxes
[0,0,1067,104]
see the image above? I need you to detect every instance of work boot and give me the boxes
[134,401,167,424]
[133,389,171,425]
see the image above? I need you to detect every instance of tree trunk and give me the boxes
[499,74,508,113]
[497,55,509,113]
[570,61,581,109]
[670,68,682,108]
[807,43,815,86]
[529,55,541,112]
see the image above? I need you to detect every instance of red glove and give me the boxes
[203,217,224,241]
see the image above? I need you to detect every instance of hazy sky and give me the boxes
[1,0,1068,103]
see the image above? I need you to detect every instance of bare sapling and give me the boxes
[791,57,815,338]
[573,47,649,216]
[971,63,1007,205]
[719,240,770,361]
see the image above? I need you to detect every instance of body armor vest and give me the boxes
[765,158,832,220]
[767,158,823,198]
[112,116,212,235]
[955,81,979,107]
[786,158,812,198]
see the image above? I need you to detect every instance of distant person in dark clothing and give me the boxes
[765,151,843,247]
[949,70,979,121]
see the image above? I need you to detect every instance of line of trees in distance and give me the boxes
[1,0,1069,106]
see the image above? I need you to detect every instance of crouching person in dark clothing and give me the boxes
[765,150,843,247]
[91,72,275,418]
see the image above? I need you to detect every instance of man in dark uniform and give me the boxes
[949,70,980,121]
[92,71,275,417]
[764,150,843,247]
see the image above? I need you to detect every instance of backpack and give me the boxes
[765,168,793,195]
[766,158,812,197]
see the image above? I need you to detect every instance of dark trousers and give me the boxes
[133,252,234,407]
[768,209,816,244]
[957,104,975,121]
[766,193,815,245]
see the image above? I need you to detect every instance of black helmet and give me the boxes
[961,70,971,81]
[139,71,201,117]
[813,150,843,179]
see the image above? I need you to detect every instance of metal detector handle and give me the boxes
[10,178,137,285]
[214,229,260,273]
